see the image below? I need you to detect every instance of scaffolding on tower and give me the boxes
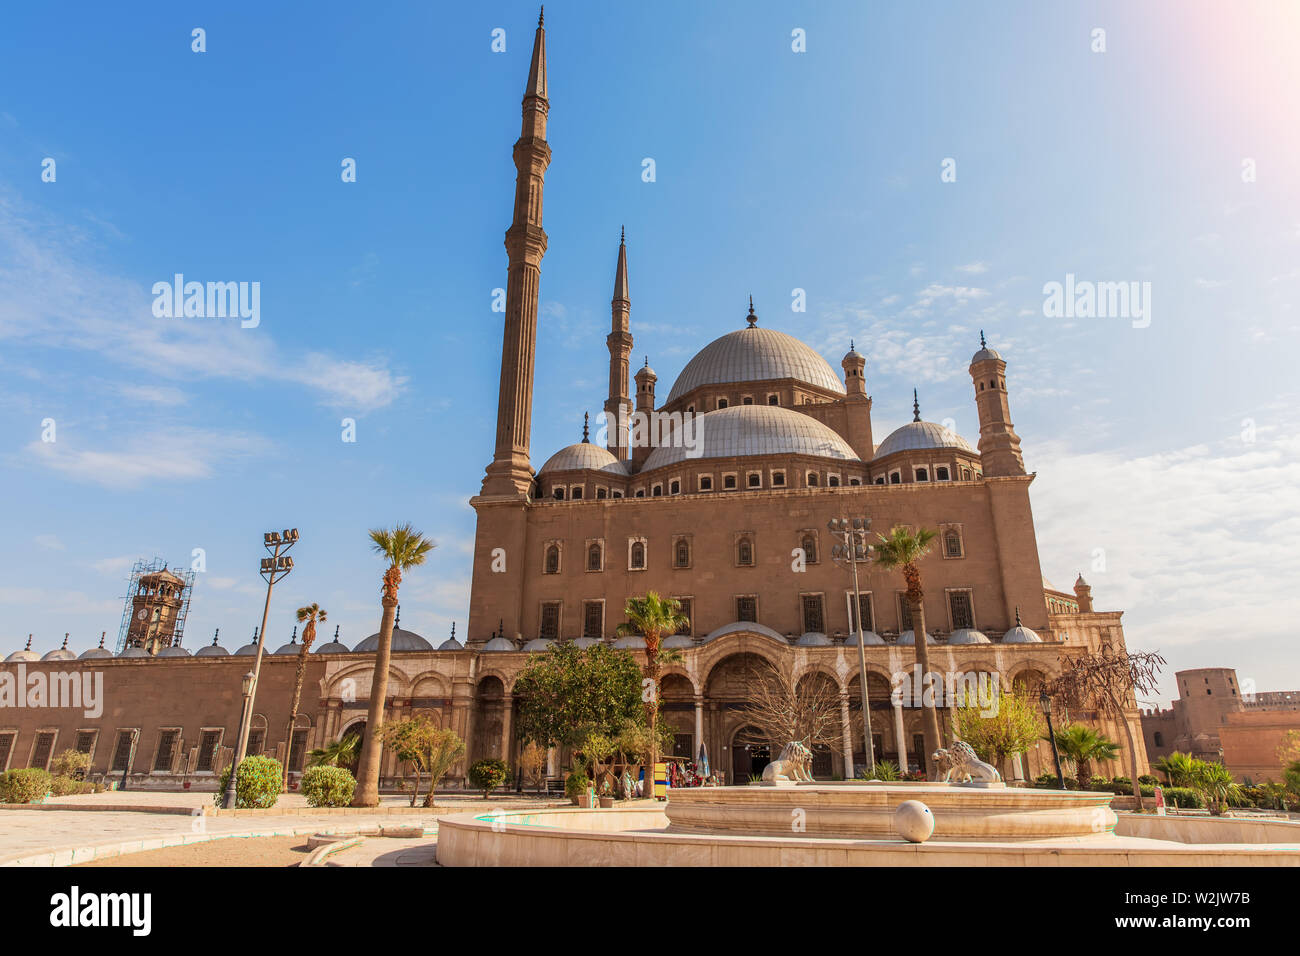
[114,558,196,655]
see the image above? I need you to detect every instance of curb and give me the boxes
[304,837,365,867]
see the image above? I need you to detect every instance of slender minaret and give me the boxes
[632,357,657,470]
[482,9,551,497]
[605,227,633,460]
[969,331,1026,476]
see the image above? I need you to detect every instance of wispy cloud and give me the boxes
[24,427,270,488]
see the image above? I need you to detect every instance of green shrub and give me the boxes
[50,750,90,780]
[1138,774,1159,786]
[564,770,590,802]
[300,765,355,808]
[1162,786,1204,809]
[49,775,98,797]
[0,768,52,804]
[1109,776,1131,789]
[1090,776,1110,788]
[469,758,510,799]
[213,755,282,809]
[858,759,900,782]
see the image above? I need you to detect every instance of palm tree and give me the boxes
[351,523,436,806]
[283,602,326,791]
[1153,751,1197,788]
[1190,760,1244,815]
[308,732,361,771]
[871,525,941,773]
[615,592,688,799]
[1052,724,1119,788]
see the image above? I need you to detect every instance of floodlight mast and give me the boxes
[828,516,875,775]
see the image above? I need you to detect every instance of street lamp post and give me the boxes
[829,516,875,776]
[1039,688,1066,790]
[119,729,138,792]
[222,528,297,810]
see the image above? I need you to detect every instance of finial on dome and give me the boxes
[1015,605,1023,626]
[100,632,108,649]
[210,630,219,646]
[980,329,986,348]
[333,624,340,639]
[499,618,505,636]
[582,412,590,443]
[620,224,625,244]
[450,621,456,639]
[850,339,855,351]
[538,5,544,26]
[395,605,401,628]
[62,633,69,649]
[253,626,259,639]
[912,388,921,422]
[746,296,757,327]
[25,635,32,650]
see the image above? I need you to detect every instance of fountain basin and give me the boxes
[665,783,1117,842]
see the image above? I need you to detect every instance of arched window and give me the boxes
[944,532,962,558]
[596,487,608,499]
[737,537,753,566]
[675,539,690,568]
[828,475,840,487]
[652,485,663,497]
[743,396,753,405]
[915,468,929,482]
[889,472,901,484]
[630,541,646,569]
[801,534,818,564]
[544,545,560,574]
[717,398,728,409]
[553,487,564,500]
[806,472,819,487]
[588,543,602,571]
[768,394,779,405]
[670,479,681,495]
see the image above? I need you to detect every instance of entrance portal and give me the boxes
[730,726,770,783]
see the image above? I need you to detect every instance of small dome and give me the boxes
[1001,625,1043,644]
[948,628,991,645]
[522,638,555,652]
[538,442,629,476]
[157,645,191,657]
[437,637,464,651]
[234,641,260,656]
[195,641,229,657]
[663,634,694,649]
[7,637,39,662]
[796,631,832,646]
[314,625,349,653]
[571,637,600,649]
[667,325,846,403]
[80,643,115,660]
[482,636,517,651]
[118,646,151,658]
[896,630,935,646]
[353,628,434,653]
[874,421,974,459]
[612,634,645,649]
[643,405,859,470]
[702,621,787,644]
[274,628,302,655]
[971,331,1002,364]
[42,638,76,662]
[842,630,885,646]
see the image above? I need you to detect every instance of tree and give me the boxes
[50,749,90,780]
[1047,648,1164,810]
[352,523,436,807]
[284,602,326,791]
[469,758,510,799]
[871,525,941,773]
[308,732,361,772]
[1276,730,1300,769]
[519,740,547,795]
[738,659,844,758]
[512,642,645,750]
[615,592,689,801]
[1051,724,1120,789]
[1283,759,1300,798]
[382,716,465,808]
[1153,751,1197,788]
[613,718,675,796]
[575,731,618,795]
[952,688,1044,775]
[1189,759,1244,815]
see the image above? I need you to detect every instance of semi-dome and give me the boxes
[663,633,694,649]
[796,631,832,646]
[948,628,991,645]
[482,636,517,651]
[353,628,434,653]
[666,325,846,403]
[643,405,859,470]
[157,645,191,657]
[42,636,76,661]
[874,420,974,459]
[539,442,629,476]
[522,638,555,652]
[842,629,885,646]
[7,637,38,662]
[896,629,935,646]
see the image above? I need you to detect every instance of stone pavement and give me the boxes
[0,792,563,866]
[322,836,441,867]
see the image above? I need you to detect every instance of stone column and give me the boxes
[839,694,854,779]
[501,695,514,766]
[893,704,908,773]
[694,696,704,754]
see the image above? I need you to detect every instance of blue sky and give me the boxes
[1,1,1298,704]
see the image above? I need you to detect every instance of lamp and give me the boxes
[1040,688,1066,790]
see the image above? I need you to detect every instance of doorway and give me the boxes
[731,726,770,783]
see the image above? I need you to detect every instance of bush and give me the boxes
[49,776,100,797]
[301,766,356,808]
[858,760,900,782]
[564,771,590,802]
[469,758,510,799]
[1138,774,1159,786]
[0,768,52,804]
[213,755,282,809]
[1162,786,1204,809]
[50,749,90,780]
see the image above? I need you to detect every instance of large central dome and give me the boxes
[643,405,859,470]
[666,326,846,403]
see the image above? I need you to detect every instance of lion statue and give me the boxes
[931,740,1002,784]
[761,740,814,784]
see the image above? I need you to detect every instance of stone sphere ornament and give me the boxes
[894,800,935,843]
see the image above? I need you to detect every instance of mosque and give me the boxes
[0,12,1145,789]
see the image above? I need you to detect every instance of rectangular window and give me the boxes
[112,730,136,773]
[772,471,785,487]
[848,592,874,633]
[699,475,713,491]
[74,731,96,755]
[675,598,692,636]
[540,602,561,641]
[802,594,825,634]
[949,591,974,629]
[195,730,221,773]
[736,596,757,623]
[154,729,180,772]
[898,595,913,632]
[0,732,14,770]
[583,601,603,638]
[289,730,309,773]
[30,731,55,770]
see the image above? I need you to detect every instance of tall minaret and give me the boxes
[482,9,551,497]
[605,227,633,460]
[969,331,1026,477]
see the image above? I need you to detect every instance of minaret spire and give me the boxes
[912,388,921,422]
[605,227,633,460]
[482,11,552,496]
[582,412,590,443]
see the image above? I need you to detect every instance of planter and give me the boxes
[599,796,614,809]
[576,793,596,809]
